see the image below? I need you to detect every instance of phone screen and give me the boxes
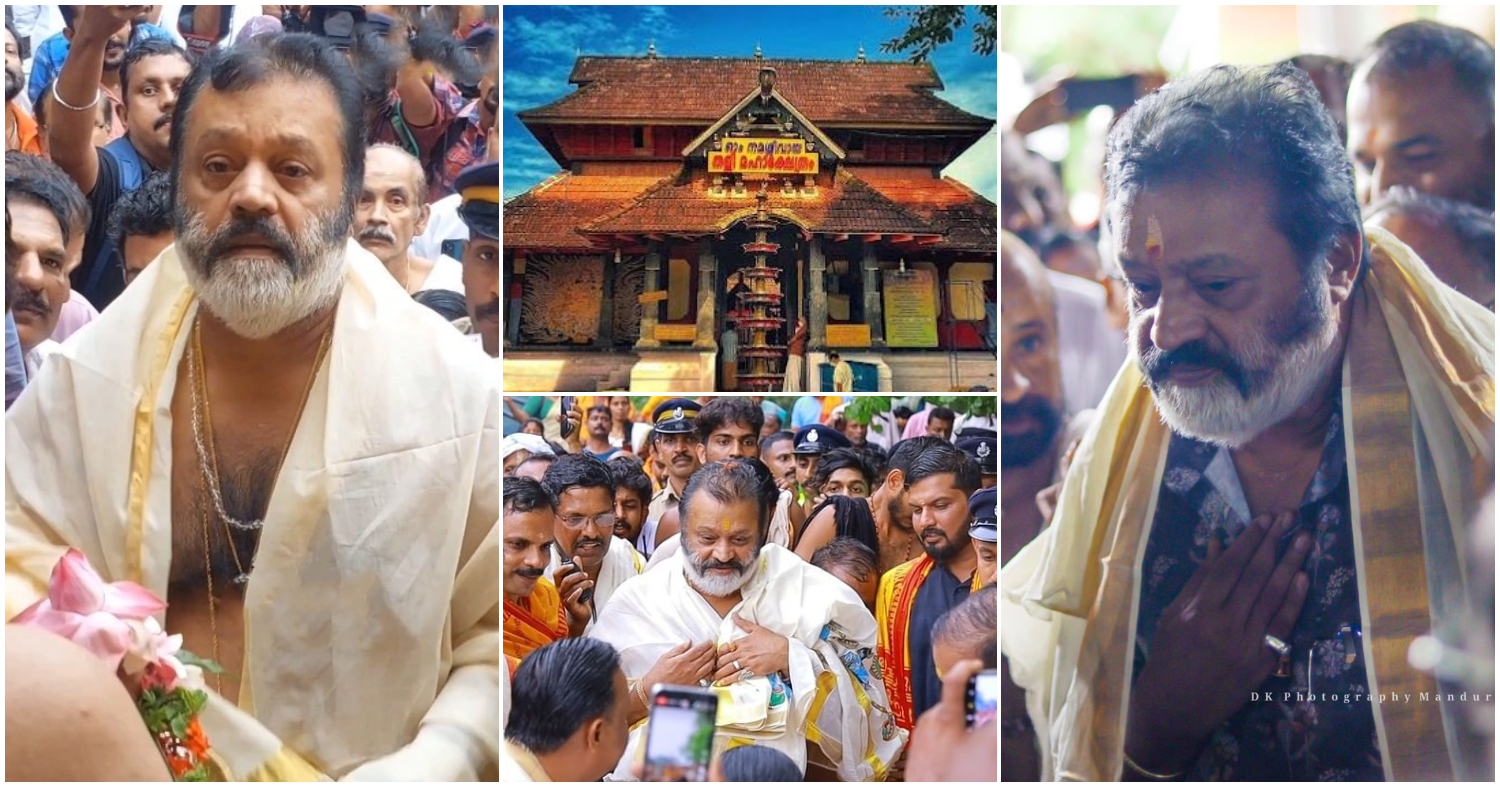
[1061,76,1139,113]
[966,669,999,728]
[643,686,718,782]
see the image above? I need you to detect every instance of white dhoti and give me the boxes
[589,544,905,781]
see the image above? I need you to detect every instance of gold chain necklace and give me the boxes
[191,314,334,693]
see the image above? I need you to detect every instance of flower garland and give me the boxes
[14,549,221,781]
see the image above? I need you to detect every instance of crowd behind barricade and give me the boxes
[501,395,999,781]
[1001,12,1494,782]
[4,4,500,413]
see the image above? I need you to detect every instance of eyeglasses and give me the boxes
[558,512,616,531]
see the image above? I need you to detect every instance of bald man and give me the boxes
[999,232,1068,564]
[1347,21,1494,210]
[1367,186,1495,310]
[353,144,465,295]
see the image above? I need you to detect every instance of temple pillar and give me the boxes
[635,247,662,350]
[862,242,885,349]
[808,237,827,351]
[693,250,718,350]
[597,254,616,348]
[504,251,524,348]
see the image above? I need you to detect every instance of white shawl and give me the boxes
[589,543,905,780]
[6,240,499,780]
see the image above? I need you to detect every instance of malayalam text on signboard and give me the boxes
[708,138,819,176]
[883,268,939,348]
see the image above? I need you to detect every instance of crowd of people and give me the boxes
[501,395,999,781]
[1002,17,1494,782]
[3,4,500,401]
[5,5,499,781]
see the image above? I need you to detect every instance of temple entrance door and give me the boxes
[658,255,700,344]
[714,223,800,392]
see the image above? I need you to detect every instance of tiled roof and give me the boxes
[520,57,993,128]
[502,167,674,250]
[580,168,938,237]
[852,167,997,252]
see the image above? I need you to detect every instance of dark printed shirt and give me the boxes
[1132,401,1384,781]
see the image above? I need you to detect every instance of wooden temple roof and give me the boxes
[519,56,994,129]
[502,165,996,253]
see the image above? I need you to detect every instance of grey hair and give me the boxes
[365,142,429,207]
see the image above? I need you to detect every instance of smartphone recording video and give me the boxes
[643,685,718,782]
[966,668,998,728]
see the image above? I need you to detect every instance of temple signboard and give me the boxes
[708,138,819,176]
[882,268,938,348]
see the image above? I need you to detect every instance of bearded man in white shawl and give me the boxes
[589,458,906,781]
[5,33,498,781]
[1003,63,1493,782]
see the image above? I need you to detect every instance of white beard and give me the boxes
[176,210,347,340]
[1131,285,1343,449]
[682,543,761,598]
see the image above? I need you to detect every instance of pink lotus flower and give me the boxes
[13,549,168,671]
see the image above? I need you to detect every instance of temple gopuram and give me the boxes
[503,47,997,392]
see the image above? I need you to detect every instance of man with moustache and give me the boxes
[760,430,798,492]
[645,398,704,538]
[999,233,1072,566]
[454,159,499,357]
[999,233,1070,783]
[5,152,89,378]
[647,397,801,566]
[607,455,655,557]
[7,34,498,780]
[581,404,623,461]
[504,477,586,674]
[5,22,42,155]
[49,6,192,309]
[1347,20,1494,210]
[351,144,464,295]
[542,454,642,636]
[875,441,981,734]
[589,459,906,780]
[1003,63,1493,781]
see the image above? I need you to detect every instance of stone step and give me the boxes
[885,352,997,392]
[501,351,640,392]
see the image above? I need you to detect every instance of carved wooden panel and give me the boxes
[611,255,645,346]
[520,255,604,345]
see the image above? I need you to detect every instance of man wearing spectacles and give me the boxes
[540,453,643,635]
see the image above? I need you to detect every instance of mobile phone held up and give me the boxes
[966,668,998,728]
[1061,75,1141,114]
[559,396,577,440]
[558,557,593,605]
[643,684,718,782]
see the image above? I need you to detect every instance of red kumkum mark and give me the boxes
[1145,215,1164,263]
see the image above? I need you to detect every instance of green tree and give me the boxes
[684,716,715,767]
[843,396,995,427]
[882,5,997,62]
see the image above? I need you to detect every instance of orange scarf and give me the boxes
[876,554,935,732]
[503,576,567,675]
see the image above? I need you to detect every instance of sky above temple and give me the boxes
[503,5,998,202]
